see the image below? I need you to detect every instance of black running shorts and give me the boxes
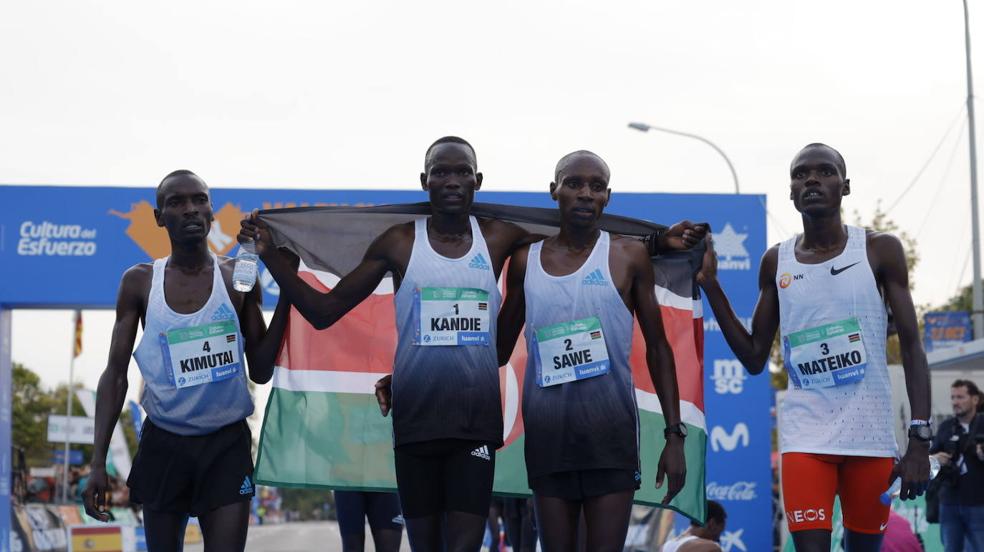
[393,439,495,518]
[531,468,640,501]
[127,419,255,516]
[334,490,403,536]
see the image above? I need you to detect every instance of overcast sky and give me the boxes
[4,0,981,394]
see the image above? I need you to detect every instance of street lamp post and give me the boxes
[628,122,740,194]
[960,0,984,338]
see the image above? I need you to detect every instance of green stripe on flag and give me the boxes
[257,388,706,522]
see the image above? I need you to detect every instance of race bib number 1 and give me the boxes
[534,316,610,388]
[783,317,867,389]
[160,320,243,389]
[415,287,491,346]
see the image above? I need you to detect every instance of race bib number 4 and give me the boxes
[415,287,491,346]
[535,316,610,388]
[783,317,867,389]
[160,320,243,389]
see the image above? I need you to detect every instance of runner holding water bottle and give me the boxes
[695,144,932,552]
[83,170,294,551]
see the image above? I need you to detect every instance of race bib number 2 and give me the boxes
[415,287,491,346]
[160,320,243,389]
[535,316,610,388]
[784,317,867,389]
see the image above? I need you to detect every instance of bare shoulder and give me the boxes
[611,233,650,265]
[121,262,153,288]
[866,229,904,252]
[478,217,527,240]
[118,262,153,304]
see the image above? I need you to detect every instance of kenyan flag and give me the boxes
[253,203,707,521]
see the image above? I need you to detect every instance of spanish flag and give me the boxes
[73,309,82,358]
[70,525,122,552]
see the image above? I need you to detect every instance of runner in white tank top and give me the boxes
[696,144,931,552]
[245,138,707,550]
[497,151,687,552]
[83,171,293,552]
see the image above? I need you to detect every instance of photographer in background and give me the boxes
[930,379,984,551]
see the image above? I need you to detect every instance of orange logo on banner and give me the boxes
[109,201,245,259]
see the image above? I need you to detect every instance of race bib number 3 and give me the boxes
[415,287,491,346]
[784,317,867,389]
[160,320,243,389]
[535,316,610,388]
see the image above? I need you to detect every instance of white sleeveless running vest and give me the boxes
[776,225,895,457]
[391,216,503,447]
[661,535,698,552]
[133,254,253,436]
[522,232,638,479]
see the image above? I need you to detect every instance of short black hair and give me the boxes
[424,136,477,169]
[692,500,726,526]
[156,169,204,209]
[797,143,847,178]
[554,150,610,182]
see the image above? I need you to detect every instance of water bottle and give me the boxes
[880,456,941,505]
[233,240,258,292]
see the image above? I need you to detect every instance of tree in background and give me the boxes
[12,363,55,465]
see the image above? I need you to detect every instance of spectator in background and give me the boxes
[929,379,984,552]
[661,500,726,552]
[879,510,923,552]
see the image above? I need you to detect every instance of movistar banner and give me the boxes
[0,185,769,549]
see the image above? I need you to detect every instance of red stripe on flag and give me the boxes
[277,271,397,373]
[629,304,704,410]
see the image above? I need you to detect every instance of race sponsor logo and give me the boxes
[787,508,827,524]
[711,359,746,394]
[709,423,750,452]
[713,224,750,270]
[779,272,804,289]
[470,445,491,461]
[720,528,747,552]
[17,221,98,257]
[706,481,757,501]
[110,200,244,259]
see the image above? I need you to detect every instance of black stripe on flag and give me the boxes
[848,333,860,342]
[226,334,237,343]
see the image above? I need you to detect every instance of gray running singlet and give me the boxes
[133,254,253,436]
[522,231,637,480]
[391,217,503,447]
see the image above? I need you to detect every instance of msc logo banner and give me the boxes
[709,423,750,452]
[711,359,746,394]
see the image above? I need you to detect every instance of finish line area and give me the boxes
[0,185,771,551]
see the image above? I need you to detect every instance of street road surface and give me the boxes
[184,521,413,552]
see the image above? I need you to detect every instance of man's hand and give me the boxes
[934,451,952,466]
[82,466,112,522]
[658,221,708,252]
[239,209,277,259]
[656,436,687,505]
[891,442,930,500]
[695,233,718,287]
[374,374,392,417]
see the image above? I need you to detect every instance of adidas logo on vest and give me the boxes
[470,445,491,461]
[212,303,235,321]
[239,476,254,495]
[468,254,490,271]
[582,268,606,286]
